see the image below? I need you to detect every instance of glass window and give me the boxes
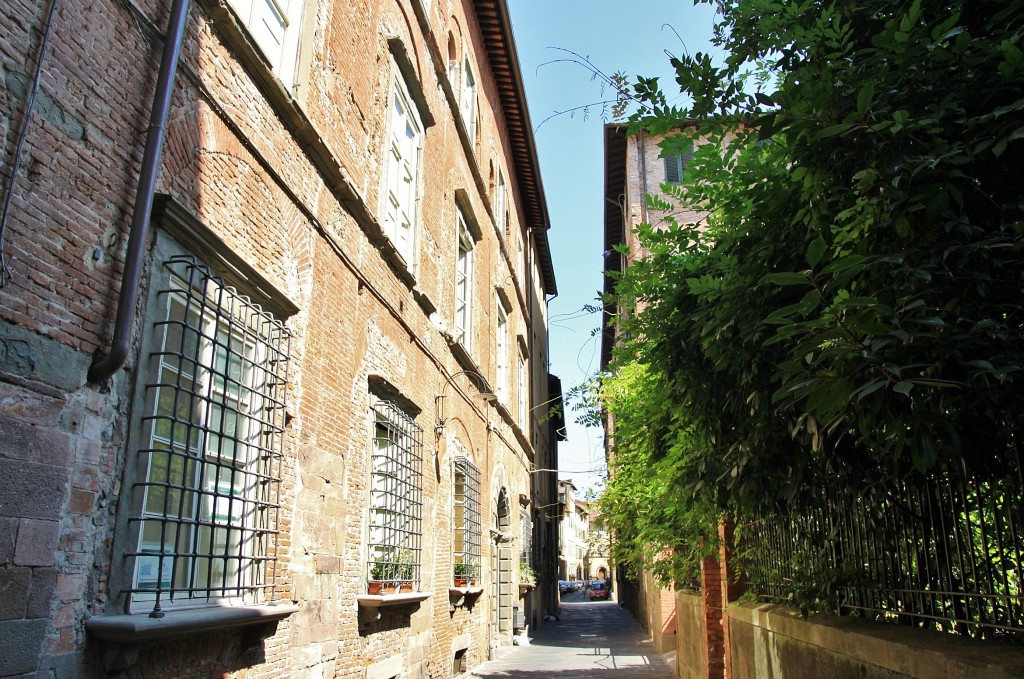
[664,143,694,184]
[453,457,482,584]
[383,67,423,265]
[128,255,290,614]
[496,305,508,402]
[226,0,304,89]
[454,211,474,350]
[367,401,423,591]
[460,57,477,147]
[495,170,506,235]
[517,354,527,430]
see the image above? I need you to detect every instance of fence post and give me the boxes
[700,549,725,679]
[719,519,744,679]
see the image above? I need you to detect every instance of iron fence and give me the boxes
[744,455,1023,641]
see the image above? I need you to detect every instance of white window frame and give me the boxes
[454,210,474,351]
[496,304,508,402]
[518,353,527,430]
[460,56,477,148]
[382,63,424,266]
[495,170,506,234]
[226,0,304,89]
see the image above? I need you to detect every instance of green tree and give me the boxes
[601,0,1024,582]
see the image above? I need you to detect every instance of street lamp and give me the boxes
[434,369,496,438]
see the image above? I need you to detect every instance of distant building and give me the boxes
[556,480,590,581]
[581,502,610,581]
[0,0,558,676]
[601,123,706,652]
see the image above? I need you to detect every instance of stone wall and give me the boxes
[728,602,1024,679]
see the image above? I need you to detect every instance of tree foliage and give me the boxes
[600,0,1024,582]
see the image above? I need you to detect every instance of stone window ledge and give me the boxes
[448,586,484,612]
[357,592,430,628]
[85,604,299,643]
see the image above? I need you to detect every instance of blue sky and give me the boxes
[506,1,719,494]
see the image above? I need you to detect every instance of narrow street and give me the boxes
[466,590,676,678]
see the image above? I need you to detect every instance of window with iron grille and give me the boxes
[126,254,290,615]
[367,401,423,591]
[453,457,482,584]
[520,507,533,567]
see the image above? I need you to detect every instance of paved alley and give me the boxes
[466,592,676,678]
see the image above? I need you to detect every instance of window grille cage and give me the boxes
[520,507,533,566]
[127,255,290,615]
[454,457,482,582]
[367,401,423,591]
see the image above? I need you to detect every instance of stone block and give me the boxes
[0,567,31,620]
[14,519,60,566]
[27,568,56,619]
[314,554,341,574]
[0,416,32,461]
[0,320,89,391]
[0,460,69,519]
[0,517,17,565]
[68,488,95,514]
[32,426,74,467]
[0,381,66,428]
[0,618,46,675]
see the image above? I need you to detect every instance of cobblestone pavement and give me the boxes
[465,591,676,678]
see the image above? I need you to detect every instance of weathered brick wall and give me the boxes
[1,0,544,676]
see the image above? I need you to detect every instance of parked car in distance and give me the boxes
[589,581,609,601]
[559,580,573,594]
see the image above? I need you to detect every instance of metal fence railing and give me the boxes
[744,455,1023,641]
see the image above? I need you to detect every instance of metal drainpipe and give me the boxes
[637,130,649,226]
[87,0,192,384]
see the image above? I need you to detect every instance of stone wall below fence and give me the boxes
[727,602,1024,679]
[673,590,705,679]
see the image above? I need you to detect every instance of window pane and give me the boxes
[129,255,290,614]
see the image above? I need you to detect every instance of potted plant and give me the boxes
[453,561,472,587]
[368,556,395,594]
[368,547,416,594]
[519,563,536,593]
[396,548,415,592]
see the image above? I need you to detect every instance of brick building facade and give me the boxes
[0,0,559,675]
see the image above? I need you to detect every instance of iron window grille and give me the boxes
[520,507,533,567]
[453,457,482,583]
[127,255,290,616]
[367,401,423,591]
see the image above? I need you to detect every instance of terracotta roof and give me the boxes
[474,0,556,295]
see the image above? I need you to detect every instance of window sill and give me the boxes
[357,592,430,629]
[448,586,484,611]
[85,604,299,643]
